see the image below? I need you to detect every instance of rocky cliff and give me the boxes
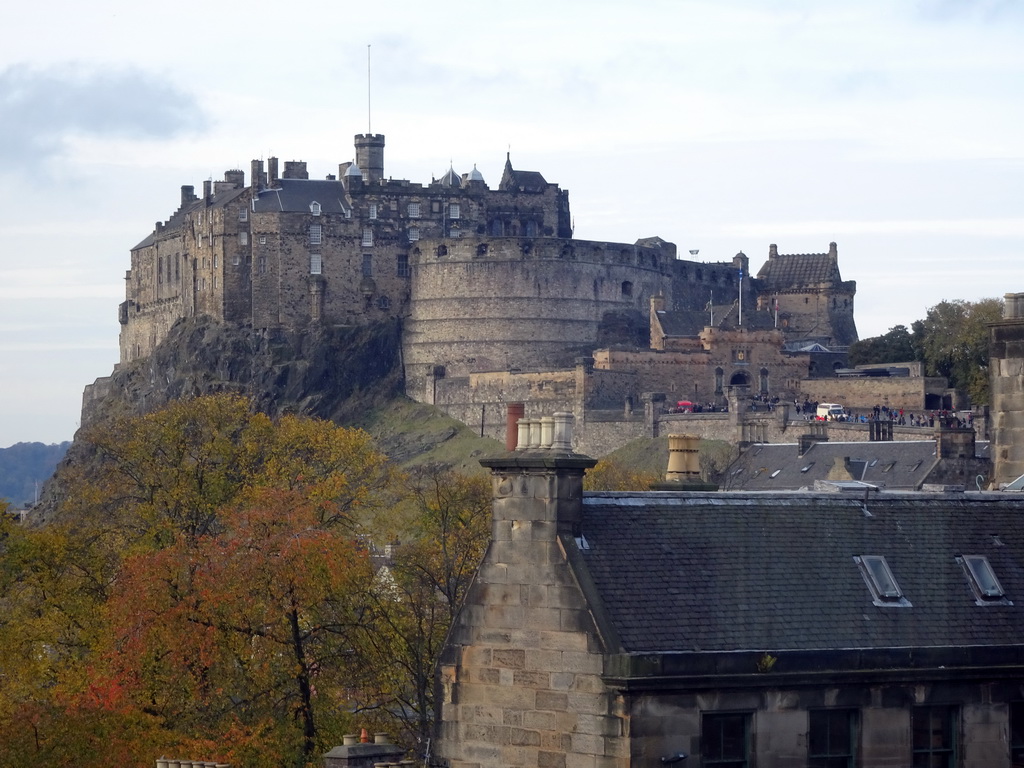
[82,316,404,431]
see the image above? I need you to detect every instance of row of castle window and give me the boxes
[304,200,461,220]
[306,253,411,278]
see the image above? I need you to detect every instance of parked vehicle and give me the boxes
[816,402,847,420]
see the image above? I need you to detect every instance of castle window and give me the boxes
[376,295,390,310]
[233,252,240,266]
[397,253,410,277]
[449,202,461,219]
[158,257,163,284]
[621,281,633,297]
[212,276,217,289]
[258,255,267,275]
[239,231,248,246]
[362,253,373,277]
[408,202,421,218]
[714,367,724,394]
[344,208,352,219]
[310,254,322,275]
[432,201,441,214]
[213,255,218,269]
[175,256,180,281]
[309,225,322,246]
[408,227,420,242]
[239,207,248,221]
[310,201,321,216]
[259,235,267,245]
[369,204,378,220]
[362,228,373,247]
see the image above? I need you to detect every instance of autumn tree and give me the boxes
[355,466,492,754]
[0,395,399,768]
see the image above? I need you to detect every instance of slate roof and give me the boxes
[756,252,841,288]
[252,178,351,215]
[576,491,1024,654]
[724,439,991,491]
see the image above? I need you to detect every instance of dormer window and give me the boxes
[959,555,1009,603]
[310,201,322,216]
[855,555,911,607]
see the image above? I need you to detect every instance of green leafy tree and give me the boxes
[847,324,918,367]
[911,298,1003,405]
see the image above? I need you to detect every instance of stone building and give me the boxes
[118,133,858,366]
[989,291,1024,486]
[435,420,1024,768]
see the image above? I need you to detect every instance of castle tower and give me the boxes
[353,134,385,184]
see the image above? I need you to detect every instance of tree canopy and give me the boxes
[0,395,491,768]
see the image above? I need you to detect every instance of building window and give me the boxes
[759,368,769,394]
[621,281,633,297]
[376,295,390,310]
[362,228,373,247]
[855,555,911,606]
[369,203,378,220]
[397,253,410,278]
[310,201,321,216]
[309,224,322,246]
[259,235,267,245]
[212,275,217,289]
[449,202,461,219]
[258,255,267,275]
[175,256,180,282]
[408,226,420,242]
[809,709,857,768]
[158,257,163,284]
[958,554,1007,602]
[213,254,218,269]
[345,208,352,219]
[715,367,724,395]
[310,254,322,275]
[239,231,248,246]
[431,200,441,214]
[1010,702,1024,766]
[232,252,240,266]
[408,202,421,218]
[362,253,372,277]
[912,706,957,768]
[239,207,248,221]
[702,712,750,768]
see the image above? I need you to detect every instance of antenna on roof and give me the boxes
[367,44,372,134]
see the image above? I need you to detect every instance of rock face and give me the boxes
[83,316,404,433]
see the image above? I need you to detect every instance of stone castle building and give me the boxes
[117,132,858,431]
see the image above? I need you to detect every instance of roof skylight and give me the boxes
[855,555,912,607]
[958,555,1009,604]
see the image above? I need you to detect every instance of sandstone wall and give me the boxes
[798,376,941,412]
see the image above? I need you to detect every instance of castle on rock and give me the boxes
[118,132,858,445]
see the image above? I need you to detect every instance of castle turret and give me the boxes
[354,134,385,184]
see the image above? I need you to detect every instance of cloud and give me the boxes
[0,63,205,176]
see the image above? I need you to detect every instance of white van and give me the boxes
[816,402,846,420]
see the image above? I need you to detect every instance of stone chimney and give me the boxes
[268,157,279,186]
[936,424,976,460]
[180,185,196,207]
[323,732,406,768]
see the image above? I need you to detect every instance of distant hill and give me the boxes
[0,442,70,507]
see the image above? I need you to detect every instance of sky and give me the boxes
[1,0,1022,446]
